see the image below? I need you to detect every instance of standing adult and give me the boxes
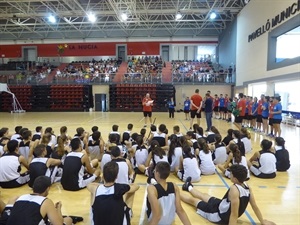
[204,93,213,132]
[271,96,282,137]
[142,93,153,127]
[219,94,226,120]
[228,66,233,83]
[256,94,264,132]
[190,89,203,130]
[183,97,191,120]
[234,93,246,130]
[167,97,175,118]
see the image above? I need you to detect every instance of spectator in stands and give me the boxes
[228,66,233,83]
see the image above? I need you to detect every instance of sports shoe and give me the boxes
[182,177,193,192]
[67,216,83,224]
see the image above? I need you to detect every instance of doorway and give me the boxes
[95,94,107,112]
[22,46,37,62]
[116,45,127,62]
[161,45,170,61]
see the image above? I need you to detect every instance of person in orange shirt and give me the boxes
[234,93,246,130]
[190,89,203,130]
[256,94,264,132]
[142,93,153,127]
[247,97,253,128]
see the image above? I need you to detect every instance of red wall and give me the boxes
[0,41,217,58]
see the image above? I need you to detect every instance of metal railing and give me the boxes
[171,72,235,84]
[122,73,162,84]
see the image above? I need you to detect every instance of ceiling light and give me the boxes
[175,12,182,20]
[210,12,217,20]
[87,13,96,23]
[48,15,56,23]
[121,13,128,21]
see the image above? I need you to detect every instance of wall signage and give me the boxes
[248,0,300,42]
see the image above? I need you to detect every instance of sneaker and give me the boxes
[147,177,157,185]
[182,177,193,192]
[68,216,83,224]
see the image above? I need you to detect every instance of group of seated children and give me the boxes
[0,121,288,225]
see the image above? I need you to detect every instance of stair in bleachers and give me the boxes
[162,62,173,83]
[40,63,68,84]
[113,62,127,83]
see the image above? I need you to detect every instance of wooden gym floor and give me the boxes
[0,112,299,225]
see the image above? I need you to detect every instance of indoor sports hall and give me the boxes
[0,0,299,225]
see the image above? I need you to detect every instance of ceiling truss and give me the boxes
[0,0,246,40]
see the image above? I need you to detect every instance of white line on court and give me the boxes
[138,186,148,225]
[87,116,104,122]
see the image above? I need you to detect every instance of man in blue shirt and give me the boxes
[219,94,226,120]
[204,93,213,131]
[183,97,191,120]
[270,96,282,137]
[167,98,175,118]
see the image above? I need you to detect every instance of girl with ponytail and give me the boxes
[176,146,201,182]
[198,138,215,175]
[168,134,183,172]
[52,134,70,163]
[218,143,250,180]
[241,127,252,154]
[130,135,148,174]
[227,130,246,156]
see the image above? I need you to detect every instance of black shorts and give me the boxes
[234,115,244,123]
[272,119,282,124]
[196,197,222,222]
[143,111,152,117]
[213,106,219,112]
[245,113,248,119]
[268,118,273,126]
[227,110,232,113]
[256,115,262,122]
[251,115,257,119]
[184,109,190,113]
[262,116,268,120]
[190,110,201,118]
[219,107,226,112]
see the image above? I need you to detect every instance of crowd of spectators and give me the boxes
[124,56,164,83]
[172,60,233,83]
[55,58,119,83]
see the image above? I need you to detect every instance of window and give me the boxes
[275,80,300,112]
[276,26,300,63]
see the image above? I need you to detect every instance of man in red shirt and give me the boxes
[142,93,153,127]
[234,93,246,130]
[213,94,220,119]
[190,89,203,129]
[256,94,264,132]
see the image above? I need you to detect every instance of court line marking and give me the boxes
[139,185,148,225]
[178,119,189,131]
[87,116,104,122]
[136,183,226,188]
[215,169,256,225]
